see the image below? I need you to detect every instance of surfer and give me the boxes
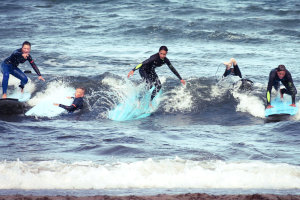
[1,41,45,99]
[127,46,185,106]
[53,88,85,113]
[222,58,253,90]
[266,65,297,109]
[223,58,242,78]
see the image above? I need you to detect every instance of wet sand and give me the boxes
[1,193,299,200]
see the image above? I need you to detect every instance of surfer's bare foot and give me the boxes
[2,94,7,99]
[223,62,231,69]
[266,105,273,109]
[290,104,296,107]
[21,88,24,93]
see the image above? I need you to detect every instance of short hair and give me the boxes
[277,65,286,72]
[159,46,168,52]
[22,41,31,47]
[77,87,85,93]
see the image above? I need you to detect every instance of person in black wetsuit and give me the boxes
[53,88,85,113]
[223,58,242,78]
[266,65,297,109]
[127,46,185,106]
[1,41,45,99]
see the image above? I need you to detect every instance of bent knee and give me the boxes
[22,76,28,84]
[3,72,10,79]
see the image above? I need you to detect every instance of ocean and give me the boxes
[0,0,300,196]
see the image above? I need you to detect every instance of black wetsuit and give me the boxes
[223,64,242,78]
[4,48,41,75]
[266,68,297,105]
[132,53,182,101]
[59,97,84,113]
[1,48,41,94]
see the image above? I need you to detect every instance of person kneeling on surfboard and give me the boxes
[1,41,45,99]
[223,58,242,78]
[127,46,186,106]
[266,65,297,109]
[53,88,85,113]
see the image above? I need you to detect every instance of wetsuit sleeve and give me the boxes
[166,58,182,80]
[266,70,276,105]
[285,70,297,100]
[285,71,295,88]
[233,64,242,78]
[59,104,77,112]
[58,98,83,112]
[132,54,156,71]
[27,55,41,76]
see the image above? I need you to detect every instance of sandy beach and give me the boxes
[1,193,300,200]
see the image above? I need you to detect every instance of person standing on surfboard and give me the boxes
[127,46,186,106]
[1,41,45,99]
[266,65,297,109]
[223,58,242,78]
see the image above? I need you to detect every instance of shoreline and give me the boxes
[1,193,300,200]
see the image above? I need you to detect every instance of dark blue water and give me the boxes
[0,0,299,195]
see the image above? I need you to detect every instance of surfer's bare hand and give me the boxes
[53,103,59,106]
[266,105,273,109]
[38,76,45,81]
[181,79,186,85]
[66,96,72,99]
[290,104,296,107]
[22,53,29,59]
[127,70,134,78]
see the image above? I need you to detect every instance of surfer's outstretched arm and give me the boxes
[53,88,85,113]
[166,61,185,85]
[164,53,185,85]
[27,55,45,82]
[128,63,143,78]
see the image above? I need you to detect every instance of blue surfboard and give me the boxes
[265,97,298,117]
[108,87,161,121]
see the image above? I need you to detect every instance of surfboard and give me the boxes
[25,87,75,118]
[0,98,25,114]
[108,88,161,121]
[265,97,298,117]
[7,91,31,102]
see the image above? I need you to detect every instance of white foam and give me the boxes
[292,100,300,120]
[0,158,299,190]
[0,74,35,95]
[163,81,192,113]
[232,91,266,118]
[25,81,74,117]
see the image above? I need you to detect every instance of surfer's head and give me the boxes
[75,87,85,98]
[159,46,168,60]
[22,41,31,54]
[276,65,286,79]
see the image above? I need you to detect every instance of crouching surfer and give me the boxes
[266,65,297,109]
